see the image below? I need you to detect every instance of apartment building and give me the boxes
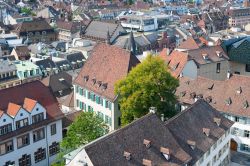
[0,81,63,166]
[176,74,250,155]
[64,100,233,166]
[73,43,140,130]
[0,59,21,90]
[228,7,250,28]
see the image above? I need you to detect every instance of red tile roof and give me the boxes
[7,103,21,117]
[177,75,250,118]
[0,110,3,117]
[159,49,188,78]
[0,81,63,119]
[74,43,140,101]
[23,98,37,112]
[178,37,199,50]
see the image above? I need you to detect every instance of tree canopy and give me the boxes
[61,112,108,150]
[115,55,179,126]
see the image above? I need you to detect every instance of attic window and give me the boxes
[236,87,242,94]
[84,75,89,82]
[123,151,131,160]
[202,53,208,60]
[92,78,96,85]
[97,81,102,87]
[185,81,190,85]
[208,84,214,90]
[180,91,186,97]
[243,100,249,109]
[143,139,151,148]
[214,118,221,126]
[216,51,222,57]
[142,159,152,166]
[225,97,232,105]
[203,128,210,136]
[205,96,212,103]
[187,140,196,150]
[196,94,203,99]
[160,147,170,160]
[190,92,196,99]
[101,83,108,90]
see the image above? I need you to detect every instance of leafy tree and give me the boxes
[115,55,179,126]
[21,7,32,15]
[51,112,108,165]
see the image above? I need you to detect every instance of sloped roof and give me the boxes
[84,114,192,166]
[0,81,63,119]
[177,75,250,118]
[13,46,30,60]
[165,100,233,165]
[159,49,188,78]
[74,43,140,101]
[177,37,199,50]
[23,97,37,112]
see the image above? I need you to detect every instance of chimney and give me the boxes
[143,139,151,148]
[123,151,131,160]
[160,147,170,160]
[149,107,156,113]
[203,128,210,136]
[142,159,152,166]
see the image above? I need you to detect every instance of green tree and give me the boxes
[52,112,108,165]
[115,55,179,126]
[21,7,32,15]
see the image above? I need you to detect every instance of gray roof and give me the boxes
[0,59,16,74]
[80,100,233,166]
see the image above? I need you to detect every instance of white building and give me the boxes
[73,43,140,130]
[0,81,63,166]
[64,100,233,166]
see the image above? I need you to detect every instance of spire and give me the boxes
[126,31,136,55]
[106,29,111,45]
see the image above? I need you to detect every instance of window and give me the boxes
[4,161,15,166]
[232,127,240,136]
[76,99,79,107]
[244,130,250,138]
[216,63,220,73]
[49,142,60,156]
[88,105,93,112]
[0,123,12,135]
[24,71,27,78]
[32,113,44,124]
[33,128,45,142]
[245,64,250,72]
[235,116,239,122]
[0,140,13,155]
[34,148,46,163]
[240,144,250,152]
[18,154,31,166]
[16,118,29,129]
[51,124,56,135]
[105,115,112,126]
[36,69,39,74]
[17,134,30,148]
[97,111,104,120]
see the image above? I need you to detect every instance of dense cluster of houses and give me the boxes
[0,0,250,165]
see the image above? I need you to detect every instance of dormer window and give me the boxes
[84,75,89,82]
[202,53,208,60]
[101,83,108,90]
[187,140,196,150]
[32,113,44,124]
[97,81,102,87]
[59,78,65,82]
[208,84,214,90]
[190,92,196,99]
[225,97,232,105]
[216,51,222,58]
[214,118,221,126]
[92,78,96,85]
[160,147,170,160]
[123,151,131,160]
[243,100,249,109]
[180,91,186,97]
[203,128,210,136]
[143,139,151,148]
[236,87,242,94]
[205,96,212,103]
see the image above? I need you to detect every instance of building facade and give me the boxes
[0,81,63,166]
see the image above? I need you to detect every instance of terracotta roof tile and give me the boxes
[177,75,250,118]
[7,103,21,117]
[177,37,199,50]
[159,49,188,78]
[0,110,3,117]
[23,97,37,112]
[74,43,140,101]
